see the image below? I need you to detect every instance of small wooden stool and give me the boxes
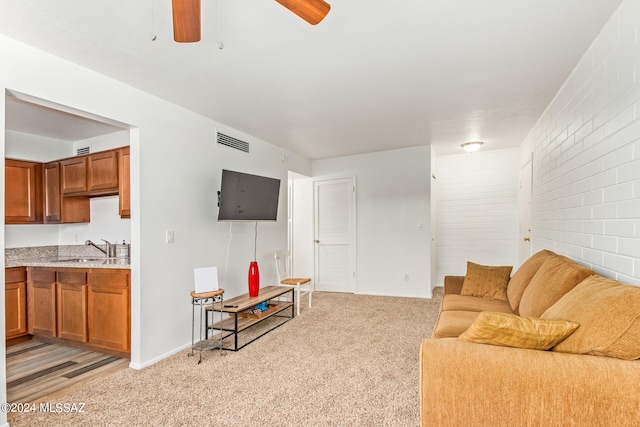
[190,289,224,364]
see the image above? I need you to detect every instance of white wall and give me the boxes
[522,0,640,286]
[73,130,129,154]
[312,146,432,298]
[435,149,520,284]
[430,146,438,286]
[0,32,312,414]
[58,196,131,246]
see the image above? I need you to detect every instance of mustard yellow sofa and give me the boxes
[421,250,640,426]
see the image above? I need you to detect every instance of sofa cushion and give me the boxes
[507,249,557,313]
[441,294,513,313]
[458,311,579,350]
[518,255,596,317]
[460,262,512,301]
[432,310,482,338]
[542,276,640,360]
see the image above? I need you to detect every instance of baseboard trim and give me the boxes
[129,342,192,370]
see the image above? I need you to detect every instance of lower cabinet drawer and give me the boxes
[87,270,130,288]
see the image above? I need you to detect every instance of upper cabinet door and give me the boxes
[44,161,90,224]
[5,159,43,224]
[44,162,62,223]
[118,147,130,218]
[60,156,88,195]
[60,149,119,196]
[88,150,119,194]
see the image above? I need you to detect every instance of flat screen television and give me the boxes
[217,169,281,221]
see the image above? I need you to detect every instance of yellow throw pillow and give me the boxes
[507,249,557,313]
[458,311,579,350]
[518,255,596,317]
[460,262,512,301]
[542,276,640,360]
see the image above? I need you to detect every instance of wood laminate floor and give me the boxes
[6,340,129,408]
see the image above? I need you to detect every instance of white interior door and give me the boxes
[518,155,533,266]
[314,176,356,293]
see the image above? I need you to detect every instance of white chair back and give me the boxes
[274,249,291,283]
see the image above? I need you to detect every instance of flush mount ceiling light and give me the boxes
[461,141,484,153]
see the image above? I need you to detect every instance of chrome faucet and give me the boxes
[85,239,111,257]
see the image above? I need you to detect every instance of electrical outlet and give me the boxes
[404,274,410,282]
[166,230,174,244]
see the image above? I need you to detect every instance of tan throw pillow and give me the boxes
[460,262,512,301]
[542,276,640,360]
[507,250,557,313]
[518,255,595,317]
[458,311,579,350]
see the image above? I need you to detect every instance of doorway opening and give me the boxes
[287,171,314,280]
[3,91,135,404]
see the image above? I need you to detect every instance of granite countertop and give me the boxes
[5,257,130,269]
[5,245,131,269]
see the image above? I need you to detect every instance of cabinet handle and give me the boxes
[523,237,531,242]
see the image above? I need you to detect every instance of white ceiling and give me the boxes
[0,0,623,158]
[5,97,125,141]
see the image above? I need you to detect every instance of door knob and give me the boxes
[315,240,320,243]
[523,237,531,242]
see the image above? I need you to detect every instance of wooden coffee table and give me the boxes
[206,285,294,351]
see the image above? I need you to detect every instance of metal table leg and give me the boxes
[189,290,225,364]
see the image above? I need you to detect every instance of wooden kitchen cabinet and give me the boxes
[26,267,130,357]
[87,269,131,353]
[60,149,119,196]
[6,146,128,224]
[27,268,57,337]
[43,162,61,222]
[60,156,88,195]
[5,159,43,224]
[87,149,119,195]
[5,267,28,341]
[44,162,90,224]
[118,146,130,218]
[56,270,88,343]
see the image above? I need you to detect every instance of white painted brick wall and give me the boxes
[523,0,640,286]
[435,149,520,284]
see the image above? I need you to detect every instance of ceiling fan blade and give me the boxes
[172,0,201,43]
[275,0,331,25]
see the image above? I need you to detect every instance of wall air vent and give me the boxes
[217,132,250,153]
[77,146,91,156]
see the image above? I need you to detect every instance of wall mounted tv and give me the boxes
[217,169,281,221]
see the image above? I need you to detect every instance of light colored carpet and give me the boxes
[9,289,442,426]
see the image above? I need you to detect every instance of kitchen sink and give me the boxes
[53,258,105,263]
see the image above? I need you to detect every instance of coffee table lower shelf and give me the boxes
[206,286,295,351]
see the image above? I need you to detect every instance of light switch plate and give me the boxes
[166,230,174,244]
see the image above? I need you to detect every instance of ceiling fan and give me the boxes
[172,0,331,43]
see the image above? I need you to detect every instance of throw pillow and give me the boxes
[458,311,579,350]
[460,262,512,301]
[518,255,595,317]
[507,249,557,313]
[542,276,640,360]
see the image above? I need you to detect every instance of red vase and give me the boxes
[248,261,260,297]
